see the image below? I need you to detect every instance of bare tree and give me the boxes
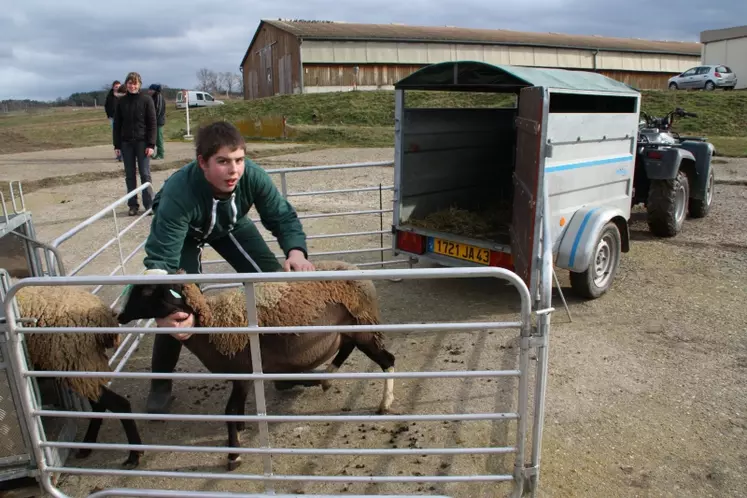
[196,68,219,92]
[219,72,233,97]
[233,73,243,96]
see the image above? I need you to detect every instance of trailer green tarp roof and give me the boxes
[394,61,640,94]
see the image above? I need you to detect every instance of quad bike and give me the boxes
[632,107,715,237]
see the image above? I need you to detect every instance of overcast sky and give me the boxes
[0,0,741,101]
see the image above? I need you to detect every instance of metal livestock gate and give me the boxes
[1,158,555,497]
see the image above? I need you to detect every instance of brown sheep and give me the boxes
[14,286,143,469]
[116,260,396,471]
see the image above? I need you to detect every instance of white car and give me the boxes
[175,90,225,108]
[667,65,737,91]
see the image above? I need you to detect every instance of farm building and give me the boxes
[239,19,702,99]
[700,25,747,89]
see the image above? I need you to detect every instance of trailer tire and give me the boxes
[688,167,714,218]
[646,170,689,237]
[569,222,622,299]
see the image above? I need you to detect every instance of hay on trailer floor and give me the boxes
[406,203,512,241]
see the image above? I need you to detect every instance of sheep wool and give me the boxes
[14,286,121,401]
[180,260,380,357]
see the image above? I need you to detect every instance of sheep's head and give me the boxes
[116,269,212,326]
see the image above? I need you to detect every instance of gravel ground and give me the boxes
[5,147,746,498]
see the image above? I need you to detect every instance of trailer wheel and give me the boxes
[688,167,714,218]
[646,170,689,237]
[570,222,622,299]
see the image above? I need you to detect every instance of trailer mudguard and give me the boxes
[554,206,630,273]
[643,147,695,180]
[678,140,715,201]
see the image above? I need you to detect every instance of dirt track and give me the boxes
[4,147,747,498]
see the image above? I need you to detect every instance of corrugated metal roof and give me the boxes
[264,19,701,56]
[700,25,747,44]
[394,61,640,94]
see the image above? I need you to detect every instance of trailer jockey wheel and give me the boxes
[570,222,622,299]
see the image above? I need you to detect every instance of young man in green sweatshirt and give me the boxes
[141,120,314,413]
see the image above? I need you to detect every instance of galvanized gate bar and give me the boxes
[24,369,522,381]
[44,466,516,483]
[39,441,518,456]
[18,320,523,336]
[87,490,453,498]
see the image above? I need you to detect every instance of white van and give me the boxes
[175,90,224,109]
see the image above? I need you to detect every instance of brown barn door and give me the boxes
[259,45,274,97]
[510,86,546,291]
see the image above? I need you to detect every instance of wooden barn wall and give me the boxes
[300,63,678,91]
[595,70,675,90]
[242,24,301,99]
[302,64,424,88]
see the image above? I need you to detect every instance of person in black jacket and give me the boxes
[147,84,166,159]
[104,80,123,162]
[114,72,157,216]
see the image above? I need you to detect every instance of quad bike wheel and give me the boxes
[570,222,622,299]
[689,167,714,218]
[647,170,689,237]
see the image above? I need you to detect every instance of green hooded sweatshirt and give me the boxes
[143,158,308,273]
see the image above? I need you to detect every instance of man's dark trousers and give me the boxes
[121,140,154,210]
[146,221,283,413]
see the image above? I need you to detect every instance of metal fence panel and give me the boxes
[1,159,553,497]
[3,267,540,498]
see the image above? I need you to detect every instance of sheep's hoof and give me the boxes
[227,456,242,471]
[75,448,92,459]
[321,379,332,392]
[377,405,392,415]
[122,452,142,470]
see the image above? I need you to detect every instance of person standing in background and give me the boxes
[148,84,166,160]
[104,80,123,162]
[113,72,157,216]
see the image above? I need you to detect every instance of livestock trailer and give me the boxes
[391,61,642,299]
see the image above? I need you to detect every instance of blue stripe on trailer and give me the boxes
[568,207,600,267]
[546,155,633,173]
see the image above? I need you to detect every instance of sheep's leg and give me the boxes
[320,337,357,392]
[78,387,143,469]
[353,338,396,414]
[225,380,249,471]
[75,398,105,460]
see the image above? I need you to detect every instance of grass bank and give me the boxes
[2,89,745,156]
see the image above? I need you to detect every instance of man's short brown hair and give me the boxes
[195,121,246,161]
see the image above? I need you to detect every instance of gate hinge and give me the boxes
[521,335,548,349]
[522,464,540,494]
[523,464,539,478]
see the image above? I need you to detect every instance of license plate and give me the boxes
[429,238,490,265]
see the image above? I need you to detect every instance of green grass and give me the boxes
[1,89,745,156]
[708,137,747,157]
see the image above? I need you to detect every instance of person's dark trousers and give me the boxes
[121,141,154,212]
[146,221,284,413]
